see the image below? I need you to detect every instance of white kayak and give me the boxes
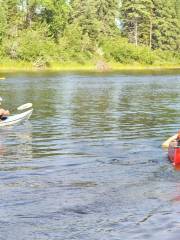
[0,109,33,127]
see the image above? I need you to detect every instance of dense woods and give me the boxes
[0,0,179,67]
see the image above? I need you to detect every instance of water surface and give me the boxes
[0,71,180,240]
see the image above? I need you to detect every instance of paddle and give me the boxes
[162,134,178,148]
[17,103,33,111]
[0,99,32,111]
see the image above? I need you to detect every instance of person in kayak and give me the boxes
[0,108,10,120]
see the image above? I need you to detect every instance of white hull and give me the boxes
[0,109,33,127]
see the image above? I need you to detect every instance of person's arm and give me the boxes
[162,134,178,148]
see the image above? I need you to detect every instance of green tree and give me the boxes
[175,0,180,50]
[1,0,24,58]
[120,0,153,47]
[3,0,22,35]
[58,23,93,62]
[70,0,100,39]
[96,0,119,36]
[152,0,179,50]
[23,0,40,27]
[0,4,7,43]
[0,0,179,65]
[41,0,69,40]
[176,0,180,19]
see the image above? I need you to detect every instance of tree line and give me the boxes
[0,0,179,66]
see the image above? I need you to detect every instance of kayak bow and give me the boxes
[0,109,33,127]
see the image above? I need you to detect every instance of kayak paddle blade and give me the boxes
[17,103,33,111]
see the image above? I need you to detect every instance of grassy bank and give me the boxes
[0,61,180,73]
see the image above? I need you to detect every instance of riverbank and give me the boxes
[0,61,180,73]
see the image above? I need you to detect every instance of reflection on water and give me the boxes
[0,124,32,171]
[0,72,180,240]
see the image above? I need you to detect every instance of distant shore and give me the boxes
[0,61,180,73]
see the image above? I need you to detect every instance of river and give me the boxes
[0,70,180,240]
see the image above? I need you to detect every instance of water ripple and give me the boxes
[0,72,180,240]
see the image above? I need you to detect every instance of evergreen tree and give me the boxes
[24,0,40,27]
[176,0,180,20]
[70,0,100,39]
[152,0,179,50]
[175,0,180,50]
[120,0,153,46]
[96,0,119,36]
[0,4,7,43]
[3,0,22,34]
[0,0,179,64]
[41,0,69,40]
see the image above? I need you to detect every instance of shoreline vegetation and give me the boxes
[0,1,179,75]
[0,61,180,73]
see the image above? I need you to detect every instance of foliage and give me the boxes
[2,25,57,62]
[95,0,120,37]
[41,0,70,40]
[152,0,179,51]
[100,36,180,65]
[57,24,94,63]
[70,0,101,39]
[0,4,7,43]
[121,0,153,46]
[101,37,157,64]
[0,0,179,66]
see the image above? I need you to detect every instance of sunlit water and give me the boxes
[0,71,180,240]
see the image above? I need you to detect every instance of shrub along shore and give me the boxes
[0,1,179,73]
[0,35,179,73]
[0,61,179,73]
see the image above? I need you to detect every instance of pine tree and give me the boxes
[120,0,153,46]
[152,0,179,50]
[2,0,23,37]
[24,0,38,27]
[96,0,119,36]
[70,0,100,39]
[70,0,119,39]
[41,0,69,40]
[0,4,7,43]
[175,0,180,50]
[176,0,180,20]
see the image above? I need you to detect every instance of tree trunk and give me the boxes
[134,19,138,46]
[149,18,152,49]
[25,0,35,27]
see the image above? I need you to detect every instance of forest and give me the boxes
[0,0,180,69]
